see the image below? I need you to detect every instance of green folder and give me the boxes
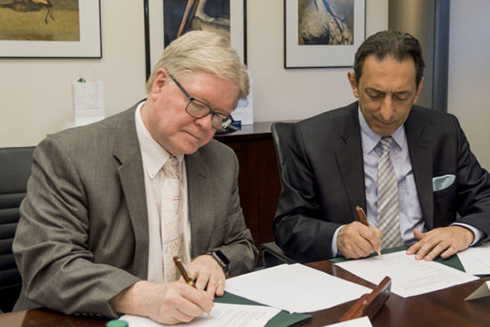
[215,292,312,327]
[330,245,465,271]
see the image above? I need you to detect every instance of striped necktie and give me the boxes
[377,136,403,248]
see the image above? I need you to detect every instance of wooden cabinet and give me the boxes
[214,122,280,252]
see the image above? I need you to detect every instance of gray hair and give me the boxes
[146,31,249,100]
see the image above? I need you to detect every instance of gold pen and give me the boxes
[355,206,383,258]
[173,256,212,318]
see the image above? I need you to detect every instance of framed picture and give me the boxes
[0,0,101,58]
[144,0,246,79]
[284,0,365,68]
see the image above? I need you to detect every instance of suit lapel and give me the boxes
[113,106,149,278]
[336,105,366,215]
[405,109,434,229]
[186,150,214,258]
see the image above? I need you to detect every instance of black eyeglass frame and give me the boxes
[169,74,234,130]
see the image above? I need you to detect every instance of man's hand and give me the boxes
[187,254,226,299]
[337,222,382,259]
[406,226,474,261]
[110,280,213,325]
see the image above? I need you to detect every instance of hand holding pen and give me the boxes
[356,206,383,258]
[174,256,213,318]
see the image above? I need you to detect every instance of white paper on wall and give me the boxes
[72,80,105,126]
[232,70,253,125]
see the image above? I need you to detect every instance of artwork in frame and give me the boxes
[0,0,101,58]
[284,0,365,68]
[144,0,246,79]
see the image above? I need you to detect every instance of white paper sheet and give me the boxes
[119,302,280,327]
[465,280,490,300]
[335,251,479,298]
[323,316,373,327]
[457,242,490,275]
[233,70,254,125]
[225,263,371,313]
[72,80,105,126]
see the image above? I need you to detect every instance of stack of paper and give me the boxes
[225,263,371,313]
[120,303,280,327]
[335,251,479,298]
[457,242,490,275]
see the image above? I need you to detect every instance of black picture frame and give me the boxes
[144,0,247,80]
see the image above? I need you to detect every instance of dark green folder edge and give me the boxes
[215,292,312,327]
[330,245,465,271]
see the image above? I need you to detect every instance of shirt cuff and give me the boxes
[332,225,346,257]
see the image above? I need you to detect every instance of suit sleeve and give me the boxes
[215,151,258,275]
[194,143,258,276]
[13,137,139,318]
[452,116,490,239]
[273,125,343,262]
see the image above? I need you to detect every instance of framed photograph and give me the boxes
[0,0,101,58]
[144,0,246,79]
[284,0,365,68]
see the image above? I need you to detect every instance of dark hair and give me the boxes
[353,30,425,87]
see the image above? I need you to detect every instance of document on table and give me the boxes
[119,302,280,327]
[335,251,479,298]
[225,263,371,313]
[457,242,490,275]
[323,316,373,327]
[465,280,490,300]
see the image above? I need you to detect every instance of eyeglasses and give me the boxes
[169,74,234,130]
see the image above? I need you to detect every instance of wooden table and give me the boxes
[1,260,489,326]
[305,260,490,327]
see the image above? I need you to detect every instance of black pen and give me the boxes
[173,256,212,318]
[355,206,383,258]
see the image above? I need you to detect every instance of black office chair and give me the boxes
[0,146,35,313]
[260,122,296,268]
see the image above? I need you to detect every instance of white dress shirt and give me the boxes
[134,102,191,283]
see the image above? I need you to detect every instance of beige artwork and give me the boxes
[0,0,80,41]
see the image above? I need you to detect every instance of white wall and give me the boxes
[0,0,387,148]
[248,0,388,122]
[447,0,490,169]
[0,0,147,148]
[4,0,490,171]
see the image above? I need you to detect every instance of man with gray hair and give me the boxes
[13,31,257,324]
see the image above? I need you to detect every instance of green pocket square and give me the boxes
[432,174,455,191]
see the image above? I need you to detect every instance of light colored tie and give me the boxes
[161,155,184,282]
[377,137,403,248]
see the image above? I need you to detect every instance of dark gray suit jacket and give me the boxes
[13,104,258,317]
[274,102,490,263]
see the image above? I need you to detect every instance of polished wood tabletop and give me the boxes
[305,260,490,327]
[1,260,489,327]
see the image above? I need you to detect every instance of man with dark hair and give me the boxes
[274,30,490,263]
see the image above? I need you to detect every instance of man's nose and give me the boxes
[379,96,395,121]
[195,113,214,130]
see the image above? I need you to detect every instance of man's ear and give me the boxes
[150,68,169,97]
[347,71,360,98]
